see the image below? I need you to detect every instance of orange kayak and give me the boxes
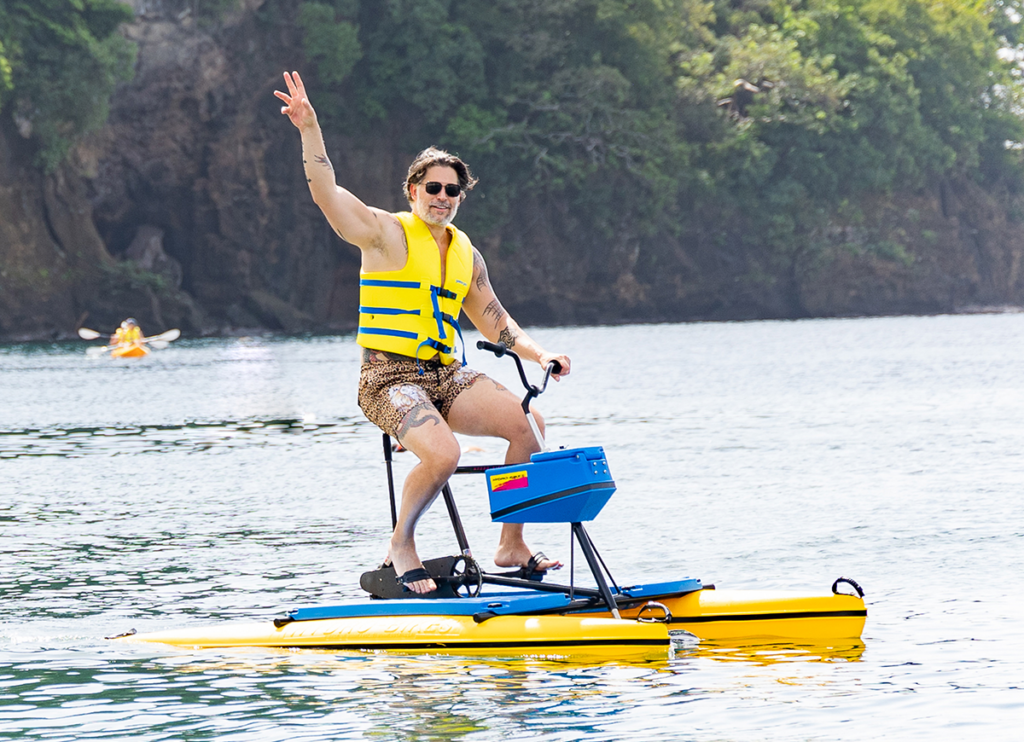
[110,343,150,358]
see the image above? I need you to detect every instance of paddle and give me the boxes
[83,328,181,355]
[145,328,181,343]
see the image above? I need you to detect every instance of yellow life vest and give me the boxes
[114,326,143,344]
[357,212,474,366]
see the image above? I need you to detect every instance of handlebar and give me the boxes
[476,340,560,412]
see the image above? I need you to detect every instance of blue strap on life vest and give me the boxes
[446,314,466,366]
[361,279,420,289]
[360,328,419,340]
[359,306,420,317]
[414,338,453,375]
[429,286,447,339]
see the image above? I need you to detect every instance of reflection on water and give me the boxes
[0,418,352,459]
[0,640,873,740]
[3,318,1024,740]
[679,638,867,666]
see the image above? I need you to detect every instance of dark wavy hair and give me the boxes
[403,146,478,203]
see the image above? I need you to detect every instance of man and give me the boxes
[275,71,571,594]
[111,318,143,345]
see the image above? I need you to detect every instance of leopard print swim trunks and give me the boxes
[357,351,485,439]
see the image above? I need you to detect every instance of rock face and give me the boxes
[2,1,1024,342]
[82,0,368,337]
[0,118,88,340]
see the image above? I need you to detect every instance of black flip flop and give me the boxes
[397,567,433,588]
[520,552,552,581]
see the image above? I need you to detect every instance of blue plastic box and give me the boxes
[486,446,616,523]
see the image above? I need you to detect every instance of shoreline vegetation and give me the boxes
[3,0,1024,341]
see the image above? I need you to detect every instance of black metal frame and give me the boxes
[378,341,622,617]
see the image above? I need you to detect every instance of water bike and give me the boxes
[117,342,866,656]
[79,327,181,358]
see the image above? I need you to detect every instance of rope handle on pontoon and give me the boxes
[831,576,865,598]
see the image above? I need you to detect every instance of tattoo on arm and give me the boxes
[396,402,442,440]
[314,153,333,170]
[498,326,518,349]
[473,248,490,291]
[482,299,507,328]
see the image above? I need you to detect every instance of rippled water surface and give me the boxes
[3,317,1023,740]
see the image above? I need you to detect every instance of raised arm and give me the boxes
[274,71,391,252]
[462,247,571,379]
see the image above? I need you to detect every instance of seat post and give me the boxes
[441,482,472,556]
[382,434,398,530]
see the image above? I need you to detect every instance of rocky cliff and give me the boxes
[2,0,1023,342]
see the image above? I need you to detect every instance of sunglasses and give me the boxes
[423,181,462,197]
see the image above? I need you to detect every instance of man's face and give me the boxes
[410,165,462,228]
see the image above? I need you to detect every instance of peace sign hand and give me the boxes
[273,71,318,131]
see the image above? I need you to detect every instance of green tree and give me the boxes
[297,1,361,86]
[439,0,692,258]
[681,0,1024,264]
[0,0,136,171]
[0,38,12,109]
[263,0,1024,285]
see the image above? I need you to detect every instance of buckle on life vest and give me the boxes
[414,338,454,374]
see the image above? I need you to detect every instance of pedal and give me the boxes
[359,555,460,599]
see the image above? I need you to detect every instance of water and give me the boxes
[2,316,1023,740]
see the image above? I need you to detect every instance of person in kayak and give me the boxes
[111,318,143,345]
[275,70,570,594]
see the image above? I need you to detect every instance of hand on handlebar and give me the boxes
[476,340,570,388]
[540,352,570,381]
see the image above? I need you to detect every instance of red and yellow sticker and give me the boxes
[489,470,529,492]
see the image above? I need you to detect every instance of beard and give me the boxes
[413,198,457,228]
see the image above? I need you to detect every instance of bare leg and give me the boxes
[447,377,563,571]
[389,401,462,594]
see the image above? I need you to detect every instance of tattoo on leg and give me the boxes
[396,402,442,439]
[483,299,506,328]
[488,378,510,393]
[498,326,518,349]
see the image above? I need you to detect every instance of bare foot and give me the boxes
[493,545,562,572]
[388,538,436,594]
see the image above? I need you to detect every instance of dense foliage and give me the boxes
[4,0,1024,272]
[0,0,135,171]
[288,0,1024,271]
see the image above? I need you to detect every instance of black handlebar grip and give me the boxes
[549,360,563,374]
[476,340,507,357]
